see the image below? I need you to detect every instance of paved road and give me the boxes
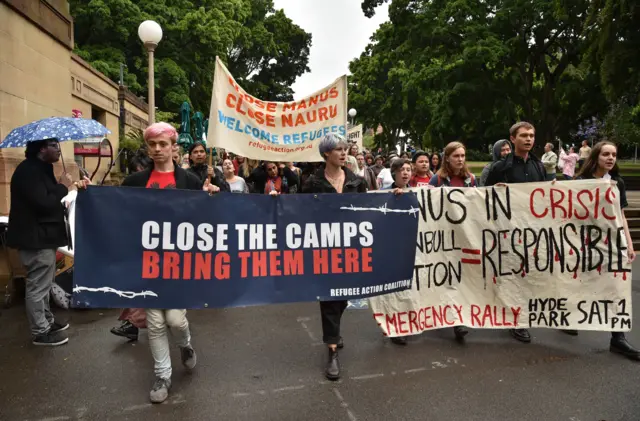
[2,264,640,421]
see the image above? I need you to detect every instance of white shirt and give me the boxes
[377,168,394,189]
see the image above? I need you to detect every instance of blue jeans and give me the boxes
[546,173,556,181]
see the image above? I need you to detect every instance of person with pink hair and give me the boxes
[121,122,220,403]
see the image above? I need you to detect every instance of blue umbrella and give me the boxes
[0,117,111,148]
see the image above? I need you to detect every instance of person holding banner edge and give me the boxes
[485,121,546,344]
[121,122,221,403]
[302,134,368,380]
[8,138,90,346]
[379,158,415,346]
[428,141,476,341]
[572,140,640,360]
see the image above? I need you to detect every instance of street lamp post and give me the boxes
[138,20,163,125]
[348,108,357,128]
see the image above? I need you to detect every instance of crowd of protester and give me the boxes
[8,119,638,405]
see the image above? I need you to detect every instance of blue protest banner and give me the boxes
[72,187,420,309]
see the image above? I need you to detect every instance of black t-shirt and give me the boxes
[614,176,628,209]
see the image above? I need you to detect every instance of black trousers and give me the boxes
[320,300,348,344]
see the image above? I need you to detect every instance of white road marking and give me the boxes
[273,385,306,393]
[123,404,152,412]
[332,388,358,421]
[297,316,318,342]
[232,392,251,398]
[404,367,427,374]
[350,373,384,380]
[36,417,71,421]
[76,407,88,420]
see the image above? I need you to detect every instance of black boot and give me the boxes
[390,336,408,346]
[610,333,640,361]
[510,329,531,343]
[325,348,340,380]
[453,326,468,341]
[110,321,139,341]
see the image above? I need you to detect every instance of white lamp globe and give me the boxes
[138,20,163,45]
[348,108,357,118]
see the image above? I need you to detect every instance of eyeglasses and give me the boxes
[47,143,61,150]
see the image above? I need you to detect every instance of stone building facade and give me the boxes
[0,0,149,289]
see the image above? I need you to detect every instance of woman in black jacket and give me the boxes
[302,134,367,381]
[186,142,230,192]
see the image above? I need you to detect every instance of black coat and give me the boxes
[7,158,69,250]
[248,165,300,194]
[485,152,546,186]
[302,166,367,194]
[122,165,203,190]
[186,164,230,192]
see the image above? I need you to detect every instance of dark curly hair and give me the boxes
[25,139,51,159]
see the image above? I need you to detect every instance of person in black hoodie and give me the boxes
[302,134,367,381]
[478,139,511,187]
[8,138,89,346]
[186,142,230,191]
[485,122,545,344]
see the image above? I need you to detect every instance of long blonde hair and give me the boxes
[240,158,260,178]
[436,141,470,179]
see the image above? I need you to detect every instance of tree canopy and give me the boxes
[70,0,311,123]
[352,0,640,152]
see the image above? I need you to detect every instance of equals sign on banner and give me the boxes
[461,248,481,265]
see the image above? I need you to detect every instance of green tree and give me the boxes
[583,0,640,145]
[69,0,311,123]
[354,0,609,151]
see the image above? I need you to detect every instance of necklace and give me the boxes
[325,169,344,181]
[325,169,344,192]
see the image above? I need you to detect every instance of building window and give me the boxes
[91,107,107,126]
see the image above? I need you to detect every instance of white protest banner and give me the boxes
[207,56,348,162]
[348,124,363,150]
[370,180,632,335]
